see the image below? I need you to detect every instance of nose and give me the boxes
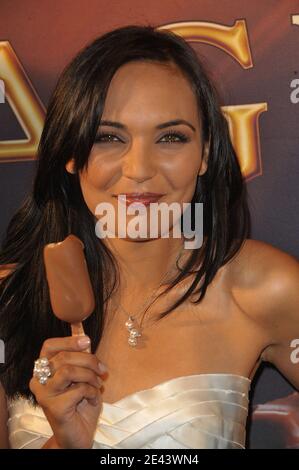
[122,140,156,183]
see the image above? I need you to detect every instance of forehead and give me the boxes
[101,61,200,127]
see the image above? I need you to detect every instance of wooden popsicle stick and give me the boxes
[71,321,91,353]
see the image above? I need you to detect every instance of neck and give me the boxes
[103,236,189,297]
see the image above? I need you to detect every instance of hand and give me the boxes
[29,336,107,449]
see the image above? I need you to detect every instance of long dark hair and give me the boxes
[0,24,250,400]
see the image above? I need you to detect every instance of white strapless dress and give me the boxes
[7,374,251,449]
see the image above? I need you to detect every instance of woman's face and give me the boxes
[66,61,209,239]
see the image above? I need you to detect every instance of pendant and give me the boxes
[125,316,142,347]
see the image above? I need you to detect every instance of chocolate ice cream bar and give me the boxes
[43,234,95,351]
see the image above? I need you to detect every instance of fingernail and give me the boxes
[77,336,91,348]
[98,362,107,373]
[97,377,103,387]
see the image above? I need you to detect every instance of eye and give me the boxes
[94,131,190,144]
[159,131,190,144]
[94,133,123,143]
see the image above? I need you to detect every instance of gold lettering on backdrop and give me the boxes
[159,20,266,179]
[159,20,252,68]
[223,104,267,180]
[0,41,45,162]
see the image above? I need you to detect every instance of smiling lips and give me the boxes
[113,192,165,207]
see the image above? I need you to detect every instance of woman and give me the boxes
[0,24,298,449]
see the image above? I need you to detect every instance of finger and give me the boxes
[50,351,107,378]
[49,383,102,415]
[40,336,91,359]
[29,374,103,410]
[47,365,103,393]
[29,376,39,397]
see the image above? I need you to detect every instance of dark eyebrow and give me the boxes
[99,119,196,132]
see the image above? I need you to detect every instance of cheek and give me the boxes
[162,149,200,190]
[79,163,113,214]
[84,152,118,188]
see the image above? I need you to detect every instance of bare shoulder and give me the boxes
[226,238,299,329]
[228,238,299,285]
[228,240,299,389]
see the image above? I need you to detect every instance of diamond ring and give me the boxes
[33,357,52,385]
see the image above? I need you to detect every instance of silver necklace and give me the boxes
[118,244,185,347]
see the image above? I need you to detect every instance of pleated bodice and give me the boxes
[8,373,251,449]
